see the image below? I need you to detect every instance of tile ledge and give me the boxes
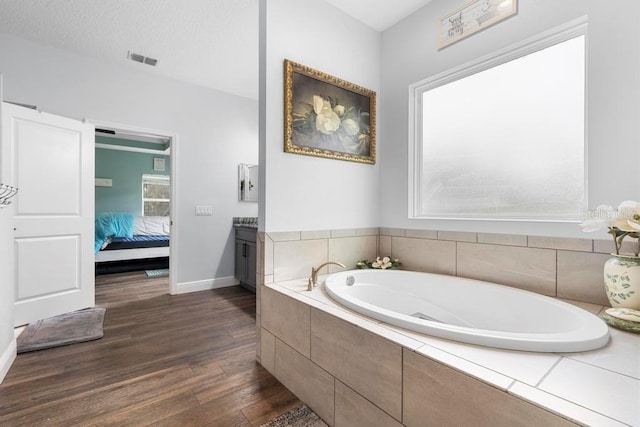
[508,381,629,427]
[265,281,637,427]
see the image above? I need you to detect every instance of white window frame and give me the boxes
[142,174,170,216]
[408,17,588,221]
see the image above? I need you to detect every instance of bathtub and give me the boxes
[324,269,609,352]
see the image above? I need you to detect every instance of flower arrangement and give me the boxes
[581,201,640,256]
[356,256,401,270]
[292,94,371,156]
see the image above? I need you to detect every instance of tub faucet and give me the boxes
[308,261,345,290]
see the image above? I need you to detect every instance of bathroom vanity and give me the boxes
[234,217,257,292]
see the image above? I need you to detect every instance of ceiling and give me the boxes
[0,0,432,100]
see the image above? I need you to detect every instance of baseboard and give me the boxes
[174,276,239,294]
[0,338,17,384]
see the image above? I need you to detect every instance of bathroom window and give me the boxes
[409,22,586,220]
[142,174,170,216]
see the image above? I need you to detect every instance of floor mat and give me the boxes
[17,307,106,353]
[145,268,169,277]
[260,405,328,427]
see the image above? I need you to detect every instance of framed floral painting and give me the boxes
[284,59,376,164]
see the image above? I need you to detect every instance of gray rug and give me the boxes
[17,307,106,353]
[261,405,327,427]
[145,268,169,277]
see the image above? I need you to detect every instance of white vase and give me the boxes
[603,254,640,310]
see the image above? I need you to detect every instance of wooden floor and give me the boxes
[0,272,300,426]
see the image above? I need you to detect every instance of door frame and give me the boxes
[90,119,179,295]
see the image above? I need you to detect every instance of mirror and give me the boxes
[238,163,258,202]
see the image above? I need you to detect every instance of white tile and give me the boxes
[438,230,477,242]
[300,230,331,240]
[268,231,301,242]
[538,358,640,426]
[593,239,637,255]
[557,298,604,315]
[557,251,610,306]
[424,340,559,387]
[405,229,438,239]
[331,228,358,238]
[457,242,557,296]
[392,237,456,275]
[380,227,405,237]
[379,235,391,257]
[273,239,328,282]
[477,233,527,247]
[264,234,274,276]
[509,381,628,427]
[382,323,559,387]
[563,327,640,379]
[356,227,379,236]
[413,345,514,391]
[528,236,592,252]
[328,235,377,272]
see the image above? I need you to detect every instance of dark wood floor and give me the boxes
[0,271,300,426]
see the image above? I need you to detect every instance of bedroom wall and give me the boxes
[259,0,381,233]
[379,0,640,239]
[0,32,258,287]
[95,148,170,215]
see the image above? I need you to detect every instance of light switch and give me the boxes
[195,205,213,216]
[95,178,112,187]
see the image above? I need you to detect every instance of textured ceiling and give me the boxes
[324,0,432,32]
[0,0,432,100]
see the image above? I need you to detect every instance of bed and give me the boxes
[95,213,170,271]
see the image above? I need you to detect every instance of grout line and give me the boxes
[535,356,563,388]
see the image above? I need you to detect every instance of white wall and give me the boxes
[380,0,640,238]
[259,0,381,232]
[0,203,15,383]
[0,32,258,285]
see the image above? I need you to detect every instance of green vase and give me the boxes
[603,254,640,309]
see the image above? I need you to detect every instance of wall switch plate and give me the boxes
[195,205,213,216]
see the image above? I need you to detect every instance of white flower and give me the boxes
[616,201,640,232]
[581,202,640,233]
[313,95,340,135]
[580,205,614,232]
[372,256,392,269]
[342,118,360,136]
[617,200,640,218]
[333,105,345,117]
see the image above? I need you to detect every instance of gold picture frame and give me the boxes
[284,59,376,164]
[438,0,518,49]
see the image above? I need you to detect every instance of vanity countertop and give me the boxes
[233,217,258,229]
[267,278,640,427]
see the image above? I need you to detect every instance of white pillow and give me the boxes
[133,216,170,236]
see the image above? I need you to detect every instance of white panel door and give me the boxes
[2,102,95,326]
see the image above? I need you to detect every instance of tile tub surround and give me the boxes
[262,228,620,307]
[257,228,639,424]
[379,228,617,306]
[260,279,640,427]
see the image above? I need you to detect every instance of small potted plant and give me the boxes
[581,201,640,309]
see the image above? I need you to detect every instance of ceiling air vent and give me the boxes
[127,51,158,67]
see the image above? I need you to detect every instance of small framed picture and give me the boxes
[438,0,518,49]
[153,157,166,171]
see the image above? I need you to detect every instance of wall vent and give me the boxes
[128,51,158,67]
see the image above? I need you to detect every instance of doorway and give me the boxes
[91,120,178,295]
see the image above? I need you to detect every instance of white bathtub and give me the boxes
[324,269,609,352]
